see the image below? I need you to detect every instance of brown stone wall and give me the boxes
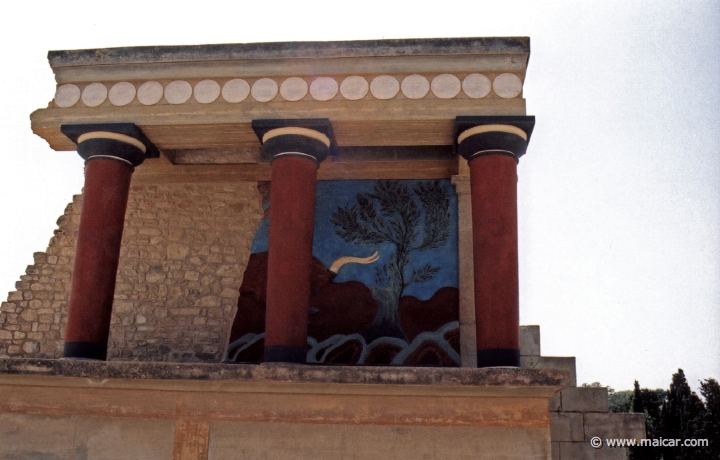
[0,183,263,361]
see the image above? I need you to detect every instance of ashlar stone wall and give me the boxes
[0,182,263,362]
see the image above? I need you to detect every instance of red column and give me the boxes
[64,160,133,359]
[455,117,534,367]
[264,156,319,363]
[469,155,520,367]
[252,120,332,363]
[60,124,156,359]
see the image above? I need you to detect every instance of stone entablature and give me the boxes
[32,38,528,155]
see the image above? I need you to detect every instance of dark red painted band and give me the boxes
[469,155,520,361]
[63,159,133,359]
[264,155,318,356]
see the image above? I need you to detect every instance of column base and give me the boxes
[63,342,107,360]
[264,346,307,364]
[477,349,520,368]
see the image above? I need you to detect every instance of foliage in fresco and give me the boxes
[331,180,450,341]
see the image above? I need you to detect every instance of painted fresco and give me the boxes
[226,179,459,366]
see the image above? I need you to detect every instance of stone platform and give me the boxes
[0,359,567,459]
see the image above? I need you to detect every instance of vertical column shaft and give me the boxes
[252,120,333,364]
[469,155,520,366]
[64,159,133,359]
[451,169,477,368]
[60,124,156,360]
[455,118,533,367]
[264,156,319,363]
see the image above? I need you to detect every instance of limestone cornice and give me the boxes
[32,37,530,153]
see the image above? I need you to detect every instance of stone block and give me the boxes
[549,391,561,411]
[0,413,174,460]
[551,441,560,460]
[536,357,577,387]
[520,325,540,356]
[551,412,584,442]
[459,323,477,368]
[561,387,608,413]
[584,413,646,441]
[558,441,626,459]
[520,355,539,369]
[7,291,23,301]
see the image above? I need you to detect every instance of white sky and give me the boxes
[0,0,717,392]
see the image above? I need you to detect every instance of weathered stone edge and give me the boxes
[48,37,530,67]
[0,358,567,387]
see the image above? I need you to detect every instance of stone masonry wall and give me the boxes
[0,182,263,362]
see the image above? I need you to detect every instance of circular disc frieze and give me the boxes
[165,80,192,104]
[194,80,221,104]
[309,77,338,101]
[221,79,250,103]
[401,74,430,99]
[137,81,164,106]
[431,74,461,99]
[81,83,108,107]
[493,73,523,98]
[370,75,400,100]
[280,77,308,101]
[462,74,491,99]
[54,84,81,108]
[251,78,279,102]
[108,82,136,106]
[340,76,369,100]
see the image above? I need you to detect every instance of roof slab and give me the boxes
[31,37,531,181]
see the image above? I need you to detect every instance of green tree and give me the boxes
[331,180,450,341]
[696,379,720,460]
[628,380,665,460]
[660,369,705,460]
[610,389,633,413]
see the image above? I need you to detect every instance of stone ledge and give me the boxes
[0,358,568,390]
[48,37,530,67]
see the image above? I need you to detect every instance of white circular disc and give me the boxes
[193,80,221,104]
[81,83,108,107]
[340,76,369,100]
[165,80,192,104]
[401,74,430,99]
[309,77,338,101]
[251,78,278,102]
[493,73,523,98]
[221,79,250,103]
[462,73,492,99]
[54,84,80,108]
[279,77,308,101]
[431,74,461,99]
[108,82,136,106]
[370,75,400,100]
[137,81,164,105]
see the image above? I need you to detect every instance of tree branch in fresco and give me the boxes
[331,180,450,341]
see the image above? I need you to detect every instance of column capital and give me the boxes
[61,123,159,168]
[252,119,336,164]
[453,116,535,163]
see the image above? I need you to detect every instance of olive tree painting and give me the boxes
[226,179,460,366]
[331,180,450,342]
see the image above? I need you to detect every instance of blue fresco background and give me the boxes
[250,179,459,300]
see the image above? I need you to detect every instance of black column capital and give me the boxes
[252,119,336,164]
[454,116,535,162]
[61,123,159,168]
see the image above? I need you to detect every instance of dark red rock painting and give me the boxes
[226,252,460,366]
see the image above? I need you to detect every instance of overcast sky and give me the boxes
[0,0,717,391]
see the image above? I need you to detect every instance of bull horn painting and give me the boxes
[329,251,380,274]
